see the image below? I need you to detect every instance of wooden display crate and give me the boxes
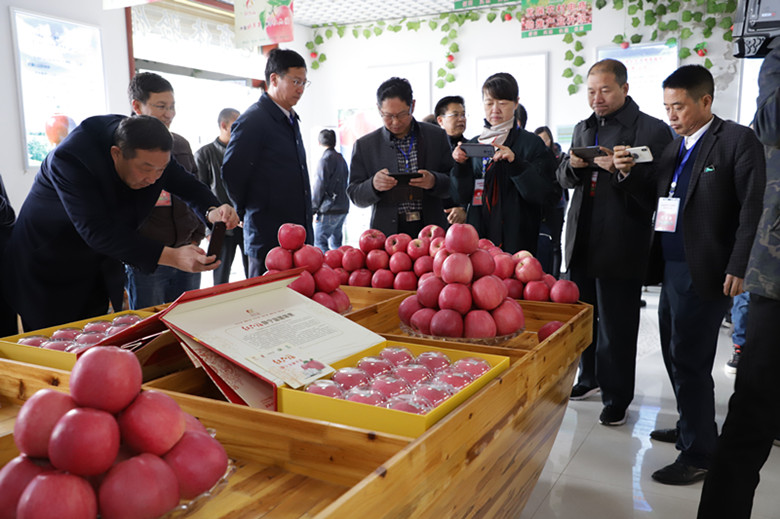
[339,285,411,319]
[0,299,592,518]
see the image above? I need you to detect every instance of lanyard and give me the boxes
[480,157,492,177]
[397,134,415,173]
[669,139,696,198]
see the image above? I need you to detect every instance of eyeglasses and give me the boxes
[150,103,175,112]
[285,76,311,89]
[379,110,411,122]
[443,112,466,119]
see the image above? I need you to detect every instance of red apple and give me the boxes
[430,309,464,337]
[441,252,474,285]
[334,267,350,285]
[183,413,209,435]
[384,394,433,414]
[432,248,451,277]
[524,280,550,301]
[163,431,229,499]
[417,276,446,308]
[413,382,454,406]
[359,229,386,254]
[410,308,437,334]
[70,345,142,414]
[288,269,316,297]
[452,357,492,377]
[323,249,344,268]
[464,310,498,338]
[348,268,372,287]
[503,278,525,299]
[542,273,557,289]
[14,388,78,458]
[51,328,81,341]
[393,363,433,386]
[385,233,412,255]
[512,250,533,263]
[357,356,395,378]
[493,253,515,279]
[418,271,435,287]
[48,408,120,476]
[478,238,495,250]
[118,390,186,456]
[365,249,389,271]
[550,279,580,304]
[471,275,508,311]
[438,283,473,315]
[305,379,344,397]
[338,245,354,253]
[434,368,474,389]
[330,288,351,313]
[342,248,366,272]
[407,238,430,260]
[416,351,452,373]
[370,374,411,399]
[331,367,370,390]
[344,388,386,405]
[312,291,338,311]
[469,249,496,279]
[413,255,434,277]
[487,246,504,257]
[83,320,111,333]
[112,314,142,326]
[538,320,565,342]
[266,246,294,271]
[444,223,479,254]
[379,346,414,366]
[491,298,526,335]
[18,473,96,519]
[394,271,418,291]
[515,257,544,283]
[0,456,53,518]
[293,244,324,273]
[278,223,307,250]
[98,453,179,519]
[429,236,446,257]
[398,295,423,325]
[389,251,413,273]
[419,224,445,241]
[313,265,340,293]
[371,269,395,289]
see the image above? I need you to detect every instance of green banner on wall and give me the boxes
[520,0,592,38]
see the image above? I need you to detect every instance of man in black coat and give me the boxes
[348,77,453,237]
[312,129,350,251]
[557,59,673,426]
[0,174,16,335]
[2,115,238,330]
[619,65,765,485]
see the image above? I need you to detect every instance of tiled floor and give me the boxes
[519,286,780,519]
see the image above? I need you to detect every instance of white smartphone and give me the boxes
[626,146,653,163]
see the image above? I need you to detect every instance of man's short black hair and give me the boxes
[482,73,519,102]
[377,77,413,107]
[588,59,628,86]
[515,103,528,129]
[434,96,465,117]
[318,129,336,148]
[114,115,173,158]
[218,108,240,126]
[128,72,173,104]
[264,48,306,83]
[663,65,715,101]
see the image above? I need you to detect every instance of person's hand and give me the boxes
[493,144,515,163]
[445,206,466,224]
[372,168,397,192]
[592,147,616,172]
[409,169,436,190]
[208,203,240,230]
[723,274,744,297]
[612,145,635,178]
[569,151,588,169]
[452,143,468,164]
[158,244,219,273]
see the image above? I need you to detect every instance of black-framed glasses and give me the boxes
[379,110,411,122]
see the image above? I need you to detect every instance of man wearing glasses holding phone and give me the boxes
[348,77,453,237]
[223,49,313,276]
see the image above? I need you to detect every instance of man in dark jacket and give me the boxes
[2,115,238,330]
[312,129,349,251]
[558,59,673,426]
[222,49,312,277]
[195,107,247,285]
[698,45,780,517]
[0,174,16,335]
[348,77,453,237]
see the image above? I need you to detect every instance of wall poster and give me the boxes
[521,0,593,38]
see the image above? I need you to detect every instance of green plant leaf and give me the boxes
[631,34,643,43]
[575,31,588,37]
[669,0,681,12]
[651,29,658,40]
[435,79,446,89]
[363,28,371,39]
[373,26,382,36]
[659,21,667,31]
[705,16,717,28]
[352,28,359,38]
[487,12,497,22]
[725,0,737,12]
[573,55,585,66]
[612,34,625,44]
[446,62,455,69]
[703,27,712,37]
[429,20,438,30]
[311,61,320,70]
[681,27,693,39]
[666,37,677,46]
[628,5,638,14]
[315,34,324,44]
[469,11,480,21]
[324,29,332,39]
[407,20,421,31]
[614,0,624,10]
[377,20,386,26]
[337,26,346,38]
[723,30,733,41]
[669,20,680,30]
[645,11,657,25]
[682,10,692,21]
[719,16,732,28]
[259,11,266,30]
[563,33,574,43]
[693,12,703,22]
[445,73,455,82]
[442,23,450,32]
[568,84,579,95]
[596,0,607,9]
[705,57,713,68]
[656,4,667,15]
[449,13,458,24]
[565,49,574,60]
[575,40,584,51]
[449,29,458,39]
[440,36,449,45]
[305,41,315,50]
[437,68,446,77]
[573,74,583,85]
[563,67,574,78]
[318,53,326,62]
[449,42,460,53]
[679,47,691,59]
[632,16,640,27]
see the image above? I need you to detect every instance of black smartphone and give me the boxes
[206,222,226,264]
[570,146,608,160]
[460,142,495,158]
[389,171,423,179]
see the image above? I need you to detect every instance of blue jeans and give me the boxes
[731,291,750,347]
[314,213,347,252]
[125,265,201,310]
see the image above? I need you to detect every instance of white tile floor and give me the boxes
[519,286,780,519]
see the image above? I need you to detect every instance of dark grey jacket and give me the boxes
[313,148,350,215]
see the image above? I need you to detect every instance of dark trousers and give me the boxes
[658,261,730,469]
[213,231,248,285]
[0,294,18,336]
[698,294,780,518]
[569,267,643,410]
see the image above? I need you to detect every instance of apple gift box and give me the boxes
[149,272,509,437]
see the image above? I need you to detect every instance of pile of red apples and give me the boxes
[264,223,351,313]
[1,346,228,519]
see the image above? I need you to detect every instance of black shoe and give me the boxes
[599,405,627,426]
[650,428,679,443]
[570,383,600,401]
[651,461,708,485]
[725,344,740,374]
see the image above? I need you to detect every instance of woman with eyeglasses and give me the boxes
[452,72,559,255]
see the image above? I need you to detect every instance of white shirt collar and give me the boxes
[270,97,294,120]
[684,116,714,149]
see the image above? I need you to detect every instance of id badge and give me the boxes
[655,197,680,232]
[472,178,485,206]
